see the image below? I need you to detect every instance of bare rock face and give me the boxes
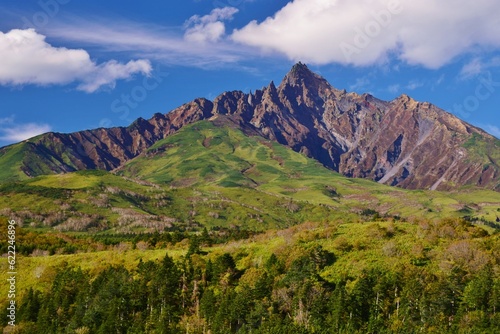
[4,63,499,190]
[208,62,499,190]
[335,94,496,190]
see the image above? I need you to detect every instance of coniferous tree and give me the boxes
[153,254,182,333]
[18,288,41,323]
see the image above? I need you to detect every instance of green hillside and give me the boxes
[0,135,75,183]
[118,120,500,225]
[0,142,32,182]
[0,120,499,236]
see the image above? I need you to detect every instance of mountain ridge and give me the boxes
[0,63,498,190]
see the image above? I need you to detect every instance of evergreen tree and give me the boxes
[327,281,348,332]
[187,235,201,257]
[18,288,41,323]
[200,288,218,325]
[152,254,182,333]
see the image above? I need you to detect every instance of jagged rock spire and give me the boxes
[279,62,334,95]
[248,90,254,106]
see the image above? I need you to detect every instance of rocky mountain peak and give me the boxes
[287,62,313,80]
[280,62,329,88]
[1,63,498,191]
[268,80,277,91]
[396,93,416,103]
[278,63,337,103]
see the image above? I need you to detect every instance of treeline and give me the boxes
[4,248,500,333]
[0,217,261,256]
[91,226,260,247]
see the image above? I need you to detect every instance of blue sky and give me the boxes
[1,0,500,147]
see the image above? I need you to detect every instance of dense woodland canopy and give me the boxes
[2,218,499,334]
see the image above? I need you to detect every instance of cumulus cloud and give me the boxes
[76,59,152,93]
[0,123,52,142]
[0,29,152,92]
[184,7,239,43]
[232,0,500,68]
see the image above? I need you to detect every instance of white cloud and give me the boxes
[460,58,484,79]
[0,29,152,92]
[460,57,500,79]
[184,7,239,43]
[45,19,254,68]
[76,59,152,93]
[231,0,500,68]
[0,123,51,142]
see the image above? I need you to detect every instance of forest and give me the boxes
[2,217,499,334]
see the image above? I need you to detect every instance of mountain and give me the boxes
[207,63,499,190]
[0,63,498,190]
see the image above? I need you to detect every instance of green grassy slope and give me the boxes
[463,132,500,165]
[118,120,500,224]
[0,135,81,183]
[0,142,31,182]
[0,120,498,235]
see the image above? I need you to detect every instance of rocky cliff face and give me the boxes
[2,63,498,190]
[207,63,499,190]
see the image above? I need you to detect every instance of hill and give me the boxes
[1,120,499,235]
[1,214,499,333]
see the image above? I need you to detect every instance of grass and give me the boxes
[28,173,102,189]
[120,121,500,221]
[0,143,29,182]
[462,133,500,185]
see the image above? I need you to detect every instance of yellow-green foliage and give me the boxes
[0,215,500,333]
